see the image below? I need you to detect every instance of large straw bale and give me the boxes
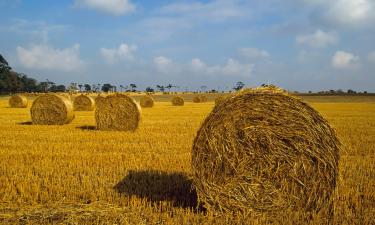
[140,96,154,108]
[192,86,340,215]
[30,94,74,125]
[73,95,95,111]
[95,94,141,131]
[9,95,28,108]
[171,96,184,106]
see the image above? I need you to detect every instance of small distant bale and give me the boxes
[95,94,141,131]
[30,94,75,125]
[59,93,72,101]
[73,95,95,111]
[193,95,207,103]
[9,95,28,108]
[192,96,201,103]
[192,86,341,215]
[140,96,154,108]
[171,96,184,106]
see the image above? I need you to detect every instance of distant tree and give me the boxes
[84,84,91,92]
[68,83,79,92]
[336,89,344,94]
[166,84,173,93]
[119,85,124,92]
[145,87,154,93]
[156,85,165,93]
[78,84,83,92]
[200,85,207,93]
[0,54,11,73]
[347,89,356,94]
[130,83,137,92]
[233,81,245,91]
[364,91,368,94]
[308,91,312,94]
[101,83,112,92]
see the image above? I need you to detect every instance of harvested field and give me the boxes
[0,95,374,224]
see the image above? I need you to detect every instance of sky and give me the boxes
[0,0,374,92]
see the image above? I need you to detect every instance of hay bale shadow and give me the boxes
[76,125,97,130]
[17,121,33,125]
[114,170,204,212]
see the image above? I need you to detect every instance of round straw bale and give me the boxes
[59,93,72,101]
[30,94,74,125]
[140,95,154,108]
[171,96,184,106]
[192,96,201,103]
[9,94,28,108]
[73,94,95,111]
[95,95,106,107]
[193,95,207,103]
[192,87,340,215]
[95,94,141,131]
[199,95,208,102]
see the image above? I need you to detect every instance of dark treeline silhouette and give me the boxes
[0,54,39,93]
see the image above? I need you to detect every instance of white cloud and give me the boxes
[74,0,135,16]
[302,0,375,26]
[159,0,249,21]
[100,43,137,64]
[368,51,375,63]
[5,19,67,43]
[191,58,254,76]
[239,48,270,59]
[296,30,338,48]
[152,56,253,77]
[332,51,360,69]
[153,56,180,73]
[17,44,83,71]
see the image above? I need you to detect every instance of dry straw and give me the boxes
[193,95,207,103]
[95,95,106,107]
[9,94,28,108]
[95,93,141,131]
[140,95,154,108]
[73,95,95,111]
[59,93,72,101]
[171,96,184,106]
[30,94,75,125]
[192,86,341,216]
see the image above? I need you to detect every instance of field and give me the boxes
[0,94,374,224]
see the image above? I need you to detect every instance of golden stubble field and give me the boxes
[0,95,374,224]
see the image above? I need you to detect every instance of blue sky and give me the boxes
[0,0,374,92]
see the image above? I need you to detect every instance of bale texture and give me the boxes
[171,96,184,106]
[9,95,28,108]
[31,94,74,125]
[73,95,95,111]
[140,96,154,108]
[215,95,228,106]
[95,94,141,131]
[192,87,340,215]
[95,95,106,107]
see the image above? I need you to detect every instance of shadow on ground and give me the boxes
[17,121,33,125]
[76,125,96,130]
[114,170,204,212]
